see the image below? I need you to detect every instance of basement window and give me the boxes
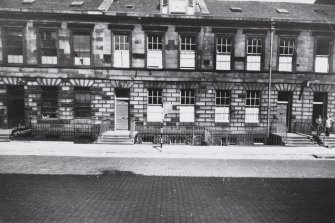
[230,7,242,12]
[276,8,290,14]
[71,1,84,7]
[22,0,36,4]
[74,87,91,118]
[41,86,58,119]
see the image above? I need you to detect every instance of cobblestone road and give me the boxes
[0,172,334,223]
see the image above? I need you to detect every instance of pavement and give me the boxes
[0,140,335,160]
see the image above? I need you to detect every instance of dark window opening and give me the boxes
[180,89,195,105]
[115,88,130,98]
[148,89,162,105]
[41,86,58,119]
[216,90,230,106]
[316,39,330,56]
[74,87,91,118]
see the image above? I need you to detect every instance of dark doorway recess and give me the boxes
[7,85,25,128]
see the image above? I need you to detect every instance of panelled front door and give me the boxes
[277,91,292,131]
[116,100,129,130]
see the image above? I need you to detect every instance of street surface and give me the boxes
[0,142,334,222]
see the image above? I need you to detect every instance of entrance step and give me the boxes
[95,130,134,145]
[319,135,335,148]
[283,133,316,147]
[0,129,11,142]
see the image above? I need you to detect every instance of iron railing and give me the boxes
[135,125,205,145]
[293,121,322,135]
[205,129,268,146]
[11,123,100,142]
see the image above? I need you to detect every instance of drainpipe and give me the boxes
[267,20,275,138]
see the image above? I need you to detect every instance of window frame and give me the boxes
[180,89,195,105]
[179,34,197,70]
[245,35,264,71]
[277,36,296,72]
[41,86,58,119]
[3,27,25,65]
[74,87,91,118]
[245,90,261,123]
[146,32,164,69]
[112,32,132,68]
[215,90,231,123]
[314,37,333,73]
[147,89,163,105]
[38,29,59,66]
[215,34,234,71]
[180,89,195,123]
[71,30,92,66]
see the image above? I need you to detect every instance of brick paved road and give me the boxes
[0,172,334,223]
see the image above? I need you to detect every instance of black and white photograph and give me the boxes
[0,0,334,222]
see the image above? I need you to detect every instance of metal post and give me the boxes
[267,21,275,138]
[160,111,164,149]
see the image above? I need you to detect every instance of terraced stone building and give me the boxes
[0,0,334,143]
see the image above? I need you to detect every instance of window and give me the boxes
[147,89,163,122]
[40,30,58,65]
[315,38,331,73]
[278,38,294,72]
[216,37,232,70]
[147,34,163,69]
[73,31,91,66]
[41,86,58,119]
[246,37,262,71]
[245,91,260,123]
[113,34,130,68]
[74,87,91,118]
[180,35,196,69]
[5,28,24,64]
[180,89,195,122]
[215,90,230,123]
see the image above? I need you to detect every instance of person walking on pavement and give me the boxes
[324,115,334,137]
[315,115,323,136]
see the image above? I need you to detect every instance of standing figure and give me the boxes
[325,115,334,137]
[315,115,323,136]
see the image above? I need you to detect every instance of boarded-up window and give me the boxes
[215,90,230,123]
[5,29,24,64]
[247,37,262,71]
[114,34,130,68]
[245,91,260,123]
[180,89,195,122]
[315,38,330,73]
[147,89,163,122]
[73,31,91,66]
[180,35,196,69]
[216,37,232,70]
[40,30,58,65]
[278,38,294,72]
[147,34,163,69]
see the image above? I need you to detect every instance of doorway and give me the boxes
[115,88,130,130]
[277,91,292,131]
[312,92,327,126]
[7,85,25,128]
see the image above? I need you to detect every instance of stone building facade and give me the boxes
[0,0,334,137]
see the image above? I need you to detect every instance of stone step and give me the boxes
[95,141,134,145]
